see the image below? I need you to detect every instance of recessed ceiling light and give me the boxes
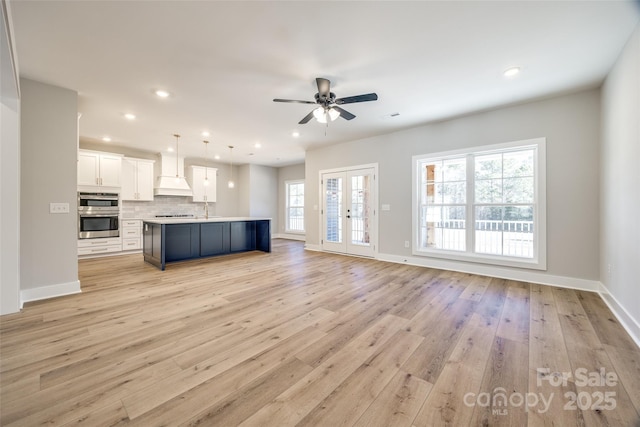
[503,67,521,77]
[214,154,220,160]
[202,131,210,137]
[292,131,300,138]
[254,143,262,148]
[102,136,111,142]
[155,90,170,98]
[168,147,174,152]
[124,113,136,120]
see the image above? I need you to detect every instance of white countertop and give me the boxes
[142,216,271,224]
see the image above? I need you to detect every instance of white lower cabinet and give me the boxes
[121,219,142,251]
[78,220,143,257]
[78,237,122,256]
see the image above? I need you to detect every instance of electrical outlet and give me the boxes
[49,202,70,214]
[404,240,410,248]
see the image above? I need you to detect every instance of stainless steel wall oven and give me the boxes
[78,192,120,239]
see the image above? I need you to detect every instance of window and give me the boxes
[413,138,546,269]
[285,180,305,233]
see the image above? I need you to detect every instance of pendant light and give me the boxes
[173,134,181,183]
[228,145,235,189]
[203,140,210,186]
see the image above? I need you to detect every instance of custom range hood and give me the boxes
[154,134,193,197]
[154,152,193,197]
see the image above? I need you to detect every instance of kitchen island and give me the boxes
[142,217,271,270]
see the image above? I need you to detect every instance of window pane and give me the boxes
[325,178,341,242]
[503,206,534,258]
[440,206,466,251]
[422,206,440,249]
[503,177,533,203]
[432,162,445,183]
[425,183,435,204]
[433,183,444,204]
[442,182,466,204]
[421,206,465,251]
[475,178,502,204]
[475,205,534,258]
[475,153,502,179]
[475,206,503,255]
[503,150,533,178]
[443,158,466,181]
[286,181,305,232]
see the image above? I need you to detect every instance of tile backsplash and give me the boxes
[121,196,213,219]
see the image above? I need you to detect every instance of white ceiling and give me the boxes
[9,1,640,167]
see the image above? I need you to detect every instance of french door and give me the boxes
[321,166,376,257]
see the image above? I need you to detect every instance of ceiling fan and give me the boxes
[274,77,378,124]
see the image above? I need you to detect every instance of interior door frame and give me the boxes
[319,163,379,258]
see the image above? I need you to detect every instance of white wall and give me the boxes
[248,164,279,232]
[237,164,251,216]
[0,0,21,314]
[277,163,305,239]
[20,78,79,301]
[235,164,279,231]
[184,158,240,218]
[306,89,601,284]
[600,25,640,333]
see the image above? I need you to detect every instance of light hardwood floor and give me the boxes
[1,239,639,426]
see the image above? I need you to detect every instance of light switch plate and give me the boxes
[381,204,391,211]
[50,202,70,214]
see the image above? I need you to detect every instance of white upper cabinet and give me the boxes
[98,155,122,187]
[121,157,155,201]
[188,165,217,203]
[77,152,99,186]
[78,150,122,191]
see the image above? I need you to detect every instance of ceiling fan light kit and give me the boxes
[274,77,378,125]
[313,107,340,124]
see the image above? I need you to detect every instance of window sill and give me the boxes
[412,248,546,271]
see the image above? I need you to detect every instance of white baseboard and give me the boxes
[377,252,601,292]
[304,243,322,252]
[20,280,81,308]
[598,283,640,348]
[273,233,306,242]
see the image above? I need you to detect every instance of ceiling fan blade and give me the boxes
[273,98,317,105]
[335,93,378,105]
[298,110,315,124]
[332,106,355,120]
[316,78,331,97]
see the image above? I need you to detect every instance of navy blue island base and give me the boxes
[142,217,271,270]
